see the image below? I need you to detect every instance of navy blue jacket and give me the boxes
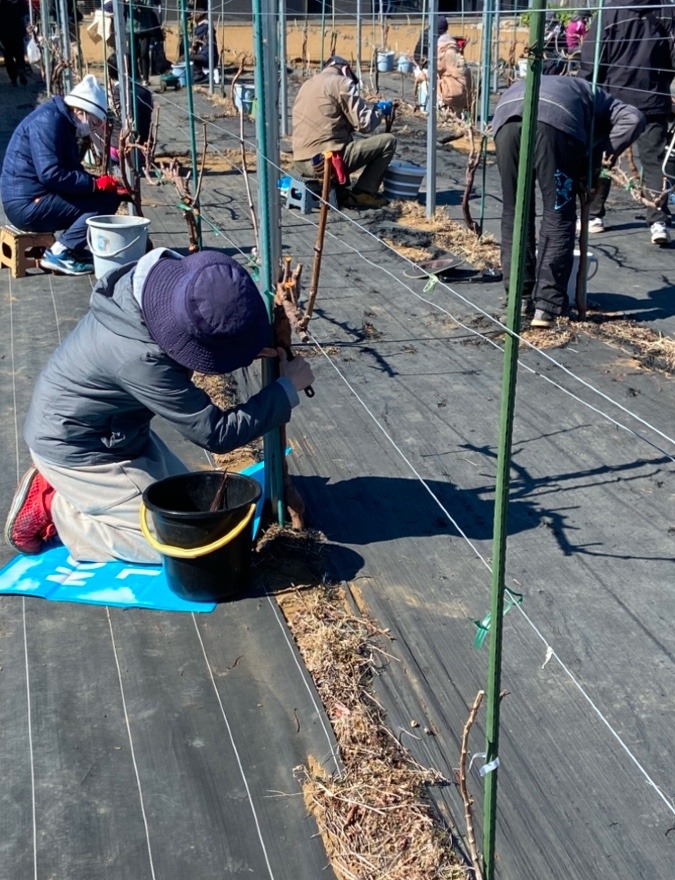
[0,96,95,206]
[192,20,219,67]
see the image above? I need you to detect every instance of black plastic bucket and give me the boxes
[141,471,261,603]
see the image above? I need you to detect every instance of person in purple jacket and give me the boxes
[4,249,315,563]
[0,75,122,276]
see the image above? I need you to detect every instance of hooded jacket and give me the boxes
[24,249,294,467]
[292,66,384,161]
[578,0,675,117]
[492,76,645,161]
[192,18,219,67]
[437,34,472,112]
[1,96,95,205]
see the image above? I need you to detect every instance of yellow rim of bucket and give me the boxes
[139,502,256,559]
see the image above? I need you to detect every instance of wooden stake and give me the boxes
[299,154,333,340]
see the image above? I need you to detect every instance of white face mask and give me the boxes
[75,120,91,137]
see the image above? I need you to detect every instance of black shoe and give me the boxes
[18,72,27,85]
[339,189,389,209]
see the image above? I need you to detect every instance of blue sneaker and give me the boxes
[41,248,94,276]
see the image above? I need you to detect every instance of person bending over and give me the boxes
[493,77,644,329]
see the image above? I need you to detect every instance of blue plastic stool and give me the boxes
[284,179,337,214]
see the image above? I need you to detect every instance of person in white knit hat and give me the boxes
[0,74,123,276]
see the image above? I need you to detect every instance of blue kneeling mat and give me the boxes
[0,545,216,612]
[0,460,270,613]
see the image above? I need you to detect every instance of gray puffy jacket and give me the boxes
[25,249,293,467]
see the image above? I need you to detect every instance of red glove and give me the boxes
[330,152,349,186]
[94,174,119,193]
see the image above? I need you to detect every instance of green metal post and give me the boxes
[39,0,52,95]
[180,0,203,249]
[320,0,326,68]
[128,0,139,143]
[586,1,605,207]
[71,0,83,78]
[481,4,546,880]
[253,0,286,525]
[478,0,494,231]
[58,0,72,92]
[579,1,604,312]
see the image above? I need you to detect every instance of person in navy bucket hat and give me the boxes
[4,248,315,564]
[142,249,271,374]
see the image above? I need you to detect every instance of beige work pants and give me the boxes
[31,433,190,564]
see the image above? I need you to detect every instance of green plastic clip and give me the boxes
[423,274,439,293]
[473,589,523,649]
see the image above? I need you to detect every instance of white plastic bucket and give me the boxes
[86,215,151,279]
[397,55,413,73]
[234,81,255,114]
[171,62,191,87]
[417,79,429,112]
[377,50,395,72]
[567,249,598,303]
[382,161,427,201]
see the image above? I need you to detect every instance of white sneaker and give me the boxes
[650,221,670,246]
[575,216,605,234]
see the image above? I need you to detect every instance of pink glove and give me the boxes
[94,174,119,193]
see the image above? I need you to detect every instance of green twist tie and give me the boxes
[244,254,260,283]
[473,589,523,649]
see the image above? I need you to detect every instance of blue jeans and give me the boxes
[3,191,122,253]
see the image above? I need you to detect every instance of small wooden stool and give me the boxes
[0,226,55,278]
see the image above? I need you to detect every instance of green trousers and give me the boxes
[293,133,396,195]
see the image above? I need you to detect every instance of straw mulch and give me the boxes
[193,372,262,470]
[154,147,256,173]
[517,312,675,367]
[578,314,675,375]
[379,202,500,270]
[520,319,575,351]
[269,575,470,880]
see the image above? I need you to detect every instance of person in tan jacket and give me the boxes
[291,56,397,209]
[437,20,473,115]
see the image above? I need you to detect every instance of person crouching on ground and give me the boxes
[291,55,397,209]
[4,249,315,564]
[190,9,219,84]
[0,74,122,276]
[493,76,644,329]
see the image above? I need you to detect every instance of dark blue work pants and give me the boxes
[3,191,122,253]
[496,120,585,316]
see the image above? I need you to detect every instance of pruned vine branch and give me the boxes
[458,690,485,880]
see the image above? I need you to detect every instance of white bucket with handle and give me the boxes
[567,249,598,303]
[86,215,151,279]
